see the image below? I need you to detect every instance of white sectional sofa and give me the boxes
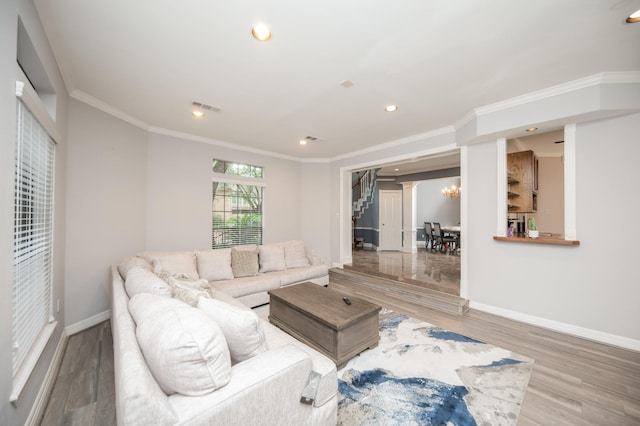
[110,241,337,425]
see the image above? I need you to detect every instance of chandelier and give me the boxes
[442,184,461,198]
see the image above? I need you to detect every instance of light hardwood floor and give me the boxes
[40,273,639,425]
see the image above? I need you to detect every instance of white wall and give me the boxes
[145,133,304,250]
[1,0,68,423]
[300,161,332,263]
[65,99,148,326]
[416,177,461,226]
[467,112,640,344]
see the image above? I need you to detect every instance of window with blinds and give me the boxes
[212,160,264,249]
[13,99,55,377]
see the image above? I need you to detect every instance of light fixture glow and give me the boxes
[192,110,204,118]
[385,105,398,112]
[251,24,272,41]
[627,9,640,23]
[442,185,461,198]
[526,127,538,132]
[299,140,307,145]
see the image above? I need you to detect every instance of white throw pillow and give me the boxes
[258,244,286,273]
[118,256,152,279]
[196,249,234,281]
[283,240,310,269]
[231,248,259,278]
[129,293,231,396]
[124,268,172,298]
[198,298,269,364]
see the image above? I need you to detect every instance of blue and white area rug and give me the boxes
[337,309,533,425]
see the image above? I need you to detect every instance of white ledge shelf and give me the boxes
[493,236,580,246]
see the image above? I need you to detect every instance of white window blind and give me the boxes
[13,98,55,377]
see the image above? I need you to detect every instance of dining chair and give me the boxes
[424,222,435,251]
[432,222,458,254]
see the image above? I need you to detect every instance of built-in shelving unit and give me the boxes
[507,150,537,212]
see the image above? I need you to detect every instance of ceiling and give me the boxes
[34,1,640,160]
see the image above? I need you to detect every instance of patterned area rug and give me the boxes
[337,309,533,425]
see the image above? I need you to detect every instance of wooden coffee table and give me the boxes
[268,282,381,368]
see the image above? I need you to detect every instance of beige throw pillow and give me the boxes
[198,298,268,364]
[259,244,286,273]
[129,293,231,396]
[196,249,234,281]
[231,248,259,278]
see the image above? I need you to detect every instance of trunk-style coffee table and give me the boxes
[268,282,381,368]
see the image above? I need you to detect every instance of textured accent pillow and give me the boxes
[129,293,231,396]
[166,275,211,307]
[124,268,172,298]
[231,248,259,278]
[283,240,310,269]
[143,251,199,280]
[198,298,268,364]
[196,249,234,281]
[259,244,286,273]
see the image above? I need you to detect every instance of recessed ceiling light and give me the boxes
[394,168,400,172]
[627,9,640,23]
[385,105,398,112]
[299,140,307,145]
[526,127,538,132]
[251,23,272,41]
[192,110,205,118]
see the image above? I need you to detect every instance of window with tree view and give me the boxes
[212,159,264,248]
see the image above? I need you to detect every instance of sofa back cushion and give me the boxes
[196,249,234,281]
[138,251,200,280]
[258,244,286,273]
[129,293,231,396]
[198,297,269,364]
[282,240,310,269]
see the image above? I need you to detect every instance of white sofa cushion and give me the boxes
[270,264,330,286]
[212,274,281,299]
[259,244,286,273]
[198,298,269,364]
[231,247,259,277]
[283,240,311,269]
[138,250,200,280]
[129,293,231,396]
[124,268,172,298]
[196,249,234,281]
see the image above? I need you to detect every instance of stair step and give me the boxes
[329,268,469,316]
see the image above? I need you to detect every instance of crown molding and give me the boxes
[475,71,640,117]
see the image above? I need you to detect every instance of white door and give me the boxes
[379,190,402,250]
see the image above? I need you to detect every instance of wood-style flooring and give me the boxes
[40,259,639,425]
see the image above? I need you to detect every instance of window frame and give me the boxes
[11,80,58,403]
[211,160,265,249]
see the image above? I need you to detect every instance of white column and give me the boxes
[401,181,418,253]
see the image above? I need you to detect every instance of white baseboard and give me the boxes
[26,330,68,426]
[65,310,111,336]
[470,301,640,352]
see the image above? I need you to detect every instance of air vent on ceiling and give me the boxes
[192,101,223,113]
[304,135,322,142]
